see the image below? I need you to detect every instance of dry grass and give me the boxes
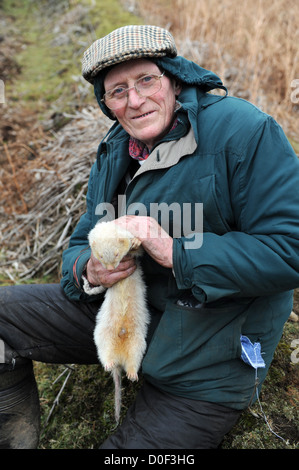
[0,108,111,280]
[132,0,299,141]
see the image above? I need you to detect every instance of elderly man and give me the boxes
[1,25,299,449]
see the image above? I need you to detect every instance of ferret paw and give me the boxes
[131,237,141,250]
[104,362,115,372]
[126,371,138,382]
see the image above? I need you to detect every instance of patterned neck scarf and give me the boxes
[129,118,179,162]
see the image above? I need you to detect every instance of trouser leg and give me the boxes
[0,345,40,449]
[100,381,242,449]
[0,283,100,364]
[0,283,101,448]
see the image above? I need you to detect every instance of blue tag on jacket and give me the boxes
[240,335,265,369]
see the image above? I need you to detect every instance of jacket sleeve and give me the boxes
[60,163,102,301]
[173,116,299,302]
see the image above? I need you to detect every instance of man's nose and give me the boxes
[126,87,146,108]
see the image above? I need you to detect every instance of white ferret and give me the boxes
[88,220,150,423]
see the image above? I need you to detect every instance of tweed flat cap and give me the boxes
[82,25,177,84]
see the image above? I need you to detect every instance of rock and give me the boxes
[289,311,299,322]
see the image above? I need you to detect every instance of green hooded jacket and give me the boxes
[61,56,299,409]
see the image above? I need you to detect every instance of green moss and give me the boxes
[0,275,51,287]
[88,0,143,37]
[2,0,143,113]
[36,363,128,448]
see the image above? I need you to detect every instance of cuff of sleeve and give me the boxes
[172,238,194,289]
[173,238,206,302]
[82,275,106,296]
[73,247,92,289]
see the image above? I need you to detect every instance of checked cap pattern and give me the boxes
[82,25,177,83]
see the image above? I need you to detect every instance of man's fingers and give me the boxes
[100,264,136,288]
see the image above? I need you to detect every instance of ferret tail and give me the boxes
[113,366,122,424]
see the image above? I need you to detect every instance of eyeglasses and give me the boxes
[102,72,165,110]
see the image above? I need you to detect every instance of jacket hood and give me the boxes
[94,55,226,120]
[155,56,224,92]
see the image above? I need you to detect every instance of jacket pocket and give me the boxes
[196,174,232,234]
[142,299,248,383]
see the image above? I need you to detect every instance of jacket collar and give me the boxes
[131,123,197,180]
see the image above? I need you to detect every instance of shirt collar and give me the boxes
[129,117,180,162]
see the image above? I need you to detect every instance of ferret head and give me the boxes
[88,222,134,270]
[92,237,132,270]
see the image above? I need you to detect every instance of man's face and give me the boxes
[104,59,181,149]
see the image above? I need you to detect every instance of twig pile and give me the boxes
[0,107,110,280]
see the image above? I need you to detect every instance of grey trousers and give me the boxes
[0,284,100,367]
[0,283,241,449]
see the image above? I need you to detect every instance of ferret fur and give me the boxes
[88,220,150,423]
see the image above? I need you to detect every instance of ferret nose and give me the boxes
[106,264,115,271]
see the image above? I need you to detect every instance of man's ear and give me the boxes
[174,80,182,97]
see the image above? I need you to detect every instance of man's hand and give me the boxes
[86,216,173,288]
[86,253,137,288]
[114,216,173,269]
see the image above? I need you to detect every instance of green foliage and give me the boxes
[2,0,142,113]
[36,363,141,449]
